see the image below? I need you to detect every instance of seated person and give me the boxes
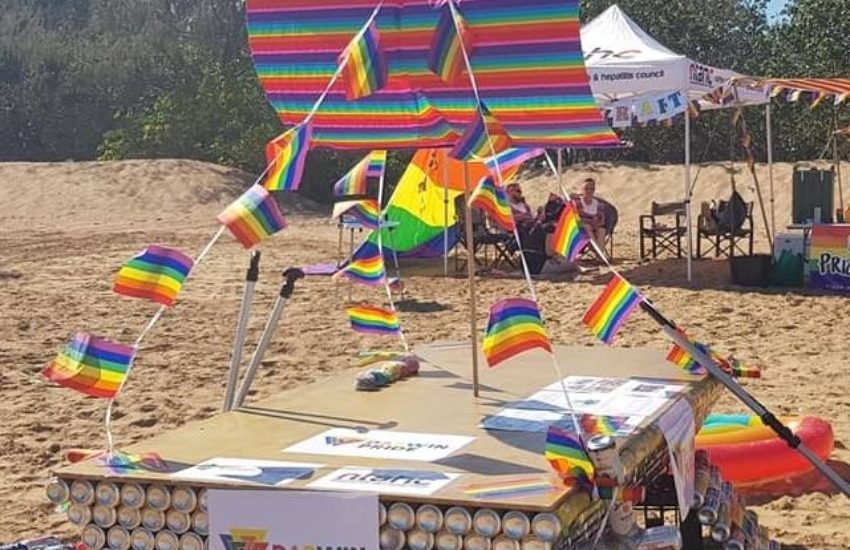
[506,183,538,234]
[521,197,579,276]
[575,177,608,246]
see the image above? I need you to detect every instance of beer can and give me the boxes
[379,527,405,550]
[178,534,204,550]
[191,510,208,536]
[472,509,501,537]
[146,485,171,511]
[141,508,166,532]
[196,489,207,512]
[710,501,731,542]
[71,480,96,506]
[82,525,107,550]
[94,504,118,528]
[154,531,179,550]
[121,484,146,510]
[379,503,387,527]
[636,525,682,550]
[107,526,132,550]
[530,513,561,542]
[171,488,197,514]
[435,531,463,550]
[462,534,491,550]
[741,510,758,544]
[416,504,444,533]
[166,510,191,534]
[586,435,618,479]
[608,500,637,537]
[697,487,721,525]
[407,528,435,550]
[519,537,550,550]
[709,466,722,490]
[491,535,520,550]
[387,502,415,531]
[130,529,155,550]
[692,462,711,509]
[118,506,142,530]
[46,478,70,505]
[67,503,92,526]
[445,507,472,536]
[723,528,745,550]
[96,482,121,508]
[501,511,531,540]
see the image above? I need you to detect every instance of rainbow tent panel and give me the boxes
[246,0,618,150]
[369,149,516,258]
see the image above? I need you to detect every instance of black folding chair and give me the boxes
[454,195,517,270]
[697,201,755,258]
[639,201,687,260]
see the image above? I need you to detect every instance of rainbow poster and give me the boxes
[808,225,850,292]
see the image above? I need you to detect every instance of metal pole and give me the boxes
[443,151,451,277]
[233,268,304,409]
[639,299,850,499]
[834,124,845,216]
[685,112,694,281]
[223,251,261,411]
[557,148,564,196]
[766,102,776,243]
[462,162,480,397]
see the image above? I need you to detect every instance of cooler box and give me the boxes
[774,232,806,260]
[773,232,806,287]
[792,167,834,224]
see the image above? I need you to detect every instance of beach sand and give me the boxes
[0,159,847,547]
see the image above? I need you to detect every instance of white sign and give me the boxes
[209,489,378,550]
[173,458,323,487]
[480,407,640,436]
[657,399,696,518]
[309,467,460,496]
[283,429,473,462]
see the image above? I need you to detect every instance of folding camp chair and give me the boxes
[697,200,755,258]
[639,201,687,260]
[454,195,517,270]
[575,196,617,262]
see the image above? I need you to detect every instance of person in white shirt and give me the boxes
[576,178,607,245]
[506,183,537,233]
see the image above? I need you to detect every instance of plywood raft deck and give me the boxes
[56,342,720,512]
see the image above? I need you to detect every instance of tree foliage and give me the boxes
[1,0,848,198]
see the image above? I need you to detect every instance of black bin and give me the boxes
[730,254,773,287]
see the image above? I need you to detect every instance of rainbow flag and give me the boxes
[218,185,287,249]
[582,275,642,344]
[482,298,551,367]
[346,304,400,336]
[580,414,625,436]
[332,199,380,230]
[726,356,761,379]
[42,333,135,399]
[112,245,194,307]
[544,425,594,481]
[666,331,712,374]
[427,5,469,85]
[339,20,387,101]
[450,103,512,161]
[334,242,386,287]
[263,123,312,191]
[484,148,544,176]
[333,150,387,197]
[551,202,587,263]
[468,176,515,232]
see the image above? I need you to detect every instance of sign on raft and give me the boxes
[283,429,474,462]
[809,224,850,292]
[209,489,378,550]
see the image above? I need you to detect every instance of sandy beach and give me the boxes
[0,159,847,547]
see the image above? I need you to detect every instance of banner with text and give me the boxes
[809,225,850,292]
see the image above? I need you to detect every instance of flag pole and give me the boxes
[462,161,480,397]
[443,152,451,277]
[223,250,261,411]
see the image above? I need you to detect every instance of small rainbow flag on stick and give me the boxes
[263,122,312,191]
[333,151,387,197]
[552,202,588,263]
[42,333,135,399]
[332,199,381,230]
[339,20,387,101]
[112,245,194,307]
[484,148,544,176]
[580,414,626,437]
[582,274,642,344]
[468,176,515,232]
[427,5,469,85]
[334,242,386,287]
[346,304,401,336]
[450,103,512,160]
[218,185,287,249]
[666,331,711,374]
[482,298,551,367]
[544,425,594,481]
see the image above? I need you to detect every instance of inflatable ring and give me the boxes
[696,414,834,486]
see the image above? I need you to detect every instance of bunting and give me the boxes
[346,304,400,335]
[482,298,551,367]
[427,5,469,85]
[42,333,135,399]
[468,176,515,232]
[334,242,387,287]
[551,202,588,263]
[582,275,642,344]
[112,246,194,308]
[263,123,312,192]
[218,185,287,249]
[332,199,381,230]
[333,151,387,197]
[339,20,387,101]
[544,425,594,481]
[449,103,512,160]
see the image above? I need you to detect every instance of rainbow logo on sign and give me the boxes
[809,225,850,292]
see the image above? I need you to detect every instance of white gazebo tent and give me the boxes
[580,5,769,279]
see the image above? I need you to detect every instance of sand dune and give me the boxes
[0,159,847,547]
